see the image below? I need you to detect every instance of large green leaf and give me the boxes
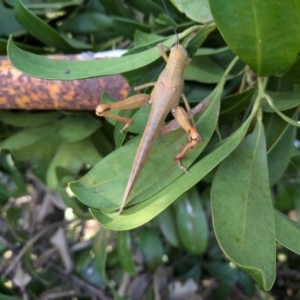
[70,83,221,213]
[209,0,300,76]
[88,101,256,230]
[7,36,173,80]
[7,25,208,80]
[274,209,300,255]
[171,0,212,23]
[211,118,276,290]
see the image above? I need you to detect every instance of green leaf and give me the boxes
[171,0,212,23]
[211,118,276,290]
[281,56,300,83]
[184,56,229,84]
[93,228,109,284]
[14,0,76,52]
[89,99,255,230]
[265,110,297,185]
[70,83,221,212]
[117,231,136,275]
[261,90,300,112]
[209,0,300,76]
[60,12,113,34]
[0,4,23,36]
[0,38,53,55]
[112,16,150,39]
[46,138,102,190]
[8,36,173,80]
[58,114,101,143]
[157,206,180,248]
[23,0,84,10]
[7,25,206,80]
[2,123,61,160]
[175,188,208,254]
[138,227,163,271]
[274,209,300,255]
[134,31,165,47]
[205,261,238,299]
[219,88,255,122]
[0,111,62,127]
[0,294,22,300]
[275,183,297,212]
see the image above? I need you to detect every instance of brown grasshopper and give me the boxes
[95,40,202,214]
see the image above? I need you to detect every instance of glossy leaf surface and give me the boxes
[211,118,276,290]
[88,102,255,230]
[209,0,300,76]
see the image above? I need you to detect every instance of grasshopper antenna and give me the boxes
[161,0,179,45]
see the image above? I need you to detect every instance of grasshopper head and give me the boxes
[171,44,189,58]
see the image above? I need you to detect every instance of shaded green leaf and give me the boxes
[14,0,76,52]
[117,231,136,275]
[0,38,53,55]
[60,12,113,34]
[0,294,22,300]
[184,56,228,84]
[93,228,109,283]
[175,188,208,254]
[0,111,62,127]
[58,114,101,143]
[274,209,300,255]
[157,206,180,248]
[112,17,150,39]
[261,90,300,112]
[220,88,255,122]
[2,123,61,160]
[0,4,23,36]
[139,227,163,271]
[264,109,297,185]
[46,138,102,190]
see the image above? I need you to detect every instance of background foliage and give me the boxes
[1,0,300,299]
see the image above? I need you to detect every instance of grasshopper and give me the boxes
[96,6,202,214]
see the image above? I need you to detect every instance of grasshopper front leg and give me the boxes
[96,93,151,132]
[172,106,203,173]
